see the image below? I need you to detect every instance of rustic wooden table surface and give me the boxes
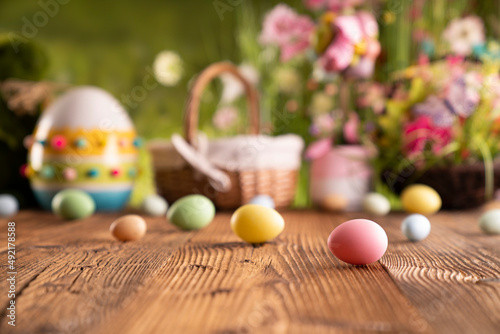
[1,209,500,334]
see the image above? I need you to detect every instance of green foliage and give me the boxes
[0,32,50,205]
[0,33,49,81]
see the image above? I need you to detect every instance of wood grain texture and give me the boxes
[0,209,499,333]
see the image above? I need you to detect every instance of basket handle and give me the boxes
[184,62,260,144]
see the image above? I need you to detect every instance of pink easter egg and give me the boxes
[328,219,388,265]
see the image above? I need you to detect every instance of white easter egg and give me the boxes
[28,86,139,211]
[479,209,500,235]
[142,195,168,217]
[362,193,391,216]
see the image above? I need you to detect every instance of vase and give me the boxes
[310,145,373,211]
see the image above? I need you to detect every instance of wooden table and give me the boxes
[1,210,500,333]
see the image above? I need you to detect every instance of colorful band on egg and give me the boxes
[29,162,138,183]
[31,128,140,156]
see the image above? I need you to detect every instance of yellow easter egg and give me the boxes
[230,204,285,244]
[401,184,442,215]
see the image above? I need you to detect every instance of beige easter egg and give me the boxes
[321,194,349,212]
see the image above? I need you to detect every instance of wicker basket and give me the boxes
[384,161,500,209]
[148,62,304,209]
[417,162,500,209]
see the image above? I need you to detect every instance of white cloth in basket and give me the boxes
[150,133,304,192]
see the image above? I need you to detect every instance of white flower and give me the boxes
[443,16,485,56]
[153,51,184,86]
[220,63,260,103]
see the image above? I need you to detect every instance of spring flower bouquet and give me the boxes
[375,15,500,208]
[260,1,384,208]
[259,1,382,150]
[222,1,384,206]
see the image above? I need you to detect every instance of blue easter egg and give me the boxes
[0,194,19,217]
[401,214,431,241]
[249,195,275,209]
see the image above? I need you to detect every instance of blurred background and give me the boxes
[1,0,297,207]
[2,0,500,209]
[0,0,297,137]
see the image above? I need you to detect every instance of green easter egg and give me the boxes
[51,189,96,220]
[167,195,215,230]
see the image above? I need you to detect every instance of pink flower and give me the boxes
[335,15,364,42]
[213,106,238,130]
[319,16,362,72]
[304,138,333,160]
[417,53,430,66]
[318,12,380,75]
[343,113,359,144]
[260,4,315,61]
[356,11,379,38]
[365,39,381,59]
[320,36,355,72]
[303,0,325,10]
[328,0,364,11]
[311,113,335,136]
[404,116,452,156]
[345,57,376,79]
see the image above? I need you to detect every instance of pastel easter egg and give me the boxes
[401,184,441,215]
[142,194,168,217]
[321,194,348,212]
[51,189,95,220]
[110,215,147,241]
[230,204,284,244]
[362,193,391,216]
[167,195,215,230]
[249,195,275,209]
[0,194,19,217]
[27,86,139,211]
[479,209,500,235]
[401,214,431,241]
[328,219,388,265]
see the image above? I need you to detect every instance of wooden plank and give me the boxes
[93,211,432,334]
[376,211,500,334]
[1,210,499,333]
[0,211,194,334]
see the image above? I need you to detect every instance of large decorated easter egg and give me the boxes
[25,86,139,211]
